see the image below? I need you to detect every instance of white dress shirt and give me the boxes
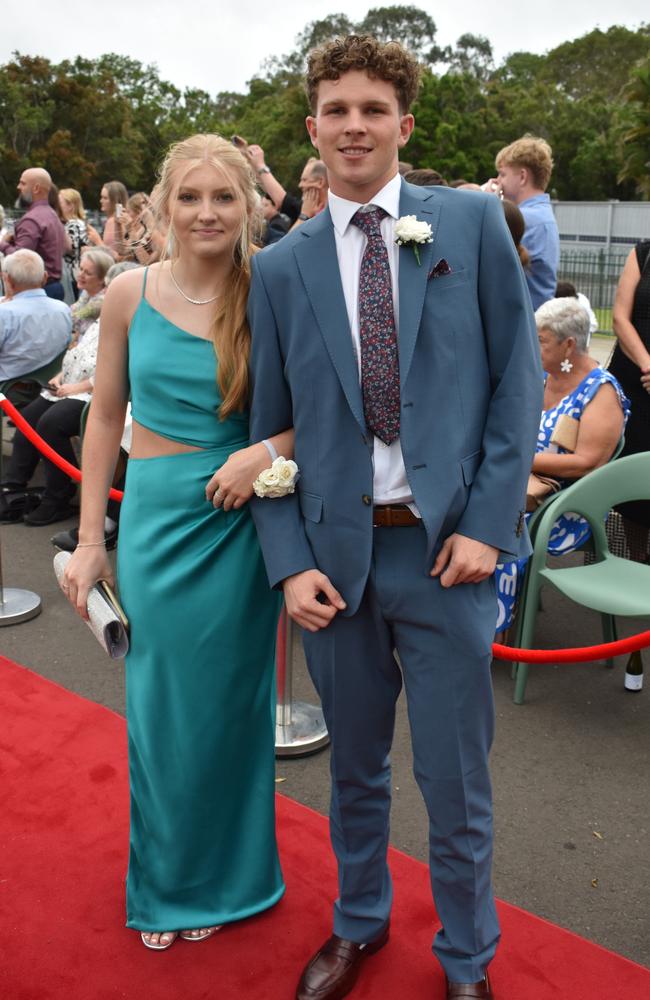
[0,288,71,380]
[328,173,415,507]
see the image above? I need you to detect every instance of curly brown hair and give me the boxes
[306,35,421,114]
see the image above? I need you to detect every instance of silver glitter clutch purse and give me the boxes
[53,550,129,659]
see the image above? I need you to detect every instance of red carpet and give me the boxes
[1,655,648,1000]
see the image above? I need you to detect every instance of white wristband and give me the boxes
[261,439,278,462]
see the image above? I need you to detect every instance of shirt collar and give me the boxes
[328,173,402,237]
[10,288,46,300]
[520,193,550,207]
[25,198,48,211]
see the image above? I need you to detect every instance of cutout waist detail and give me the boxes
[129,421,208,459]
[128,419,248,459]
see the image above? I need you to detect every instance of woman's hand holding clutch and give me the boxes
[63,546,115,621]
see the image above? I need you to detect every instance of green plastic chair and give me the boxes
[79,399,91,441]
[1,350,67,481]
[511,452,650,704]
[525,435,626,550]
[510,435,626,672]
[0,350,67,402]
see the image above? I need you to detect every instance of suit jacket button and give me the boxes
[362,494,372,506]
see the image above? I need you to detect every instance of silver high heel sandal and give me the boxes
[180,925,222,942]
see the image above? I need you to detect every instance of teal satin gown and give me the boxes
[117,270,284,932]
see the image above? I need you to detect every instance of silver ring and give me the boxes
[214,488,225,501]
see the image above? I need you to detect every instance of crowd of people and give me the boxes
[0,31,648,1000]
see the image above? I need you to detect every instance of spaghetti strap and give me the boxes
[141,267,148,297]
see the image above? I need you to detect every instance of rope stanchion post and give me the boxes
[274,607,329,757]
[0,396,42,625]
[0,527,42,625]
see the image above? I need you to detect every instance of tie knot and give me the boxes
[350,206,387,238]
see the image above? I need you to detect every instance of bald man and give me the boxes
[0,167,66,299]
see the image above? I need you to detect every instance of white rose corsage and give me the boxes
[253,456,299,499]
[394,215,433,265]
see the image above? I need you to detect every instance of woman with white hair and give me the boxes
[495,297,630,633]
[68,248,113,344]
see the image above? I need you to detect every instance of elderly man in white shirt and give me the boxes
[0,250,71,394]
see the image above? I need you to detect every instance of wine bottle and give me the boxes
[624,650,643,692]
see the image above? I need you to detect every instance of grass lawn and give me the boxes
[594,307,614,333]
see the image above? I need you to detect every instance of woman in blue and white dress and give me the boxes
[496,297,630,633]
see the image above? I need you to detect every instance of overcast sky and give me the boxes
[2,2,648,96]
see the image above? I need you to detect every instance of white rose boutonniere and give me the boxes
[253,456,299,498]
[394,215,433,265]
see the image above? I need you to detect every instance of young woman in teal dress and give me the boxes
[63,135,292,949]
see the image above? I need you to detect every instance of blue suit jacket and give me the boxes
[248,181,543,615]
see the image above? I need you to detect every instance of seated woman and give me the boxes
[1,262,138,527]
[495,297,630,633]
[69,249,114,345]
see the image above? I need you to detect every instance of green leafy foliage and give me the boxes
[0,16,648,205]
[618,59,650,198]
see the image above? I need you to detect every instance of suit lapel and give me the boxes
[292,209,366,433]
[397,182,441,386]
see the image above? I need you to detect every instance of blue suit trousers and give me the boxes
[302,523,500,983]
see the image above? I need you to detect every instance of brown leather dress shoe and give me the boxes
[446,971,493,998]
[296,925,390,1000]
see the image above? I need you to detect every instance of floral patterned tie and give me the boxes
[350,207,400,445]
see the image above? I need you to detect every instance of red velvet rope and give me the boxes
[493,632,650,663]
[3,393,649,664]
[0,393,124,502]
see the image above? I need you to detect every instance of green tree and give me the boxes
[2,17,650,206]
[296,14,355,56]
[358,6,440,62]
[618,60,650,198]
[540,24,650,103]
[0,54,56,201]
[440,33,494,82]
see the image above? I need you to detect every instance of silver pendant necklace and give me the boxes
[170,264,220,305]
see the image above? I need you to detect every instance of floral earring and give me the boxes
[560,357,573,373]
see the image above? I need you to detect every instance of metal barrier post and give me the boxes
[0,522,42,625]
[0,396,42,624]
[275,607,329,757]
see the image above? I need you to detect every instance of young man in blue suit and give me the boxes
[248,35,543,1000]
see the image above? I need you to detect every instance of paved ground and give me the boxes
[2,333,649,968]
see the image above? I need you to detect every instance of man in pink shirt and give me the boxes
[0,168,66,300]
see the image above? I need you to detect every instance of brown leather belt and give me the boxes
[372,504,421,527]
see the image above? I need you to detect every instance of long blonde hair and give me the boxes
[59,188,86,220]
[153,134,258,420]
